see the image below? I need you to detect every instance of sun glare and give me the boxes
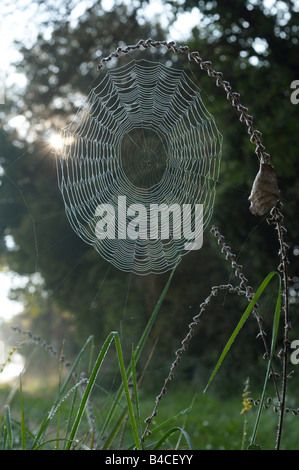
[49,133,65,150]
[47,132,74,155]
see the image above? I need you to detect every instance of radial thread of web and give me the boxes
[56,58,222,275]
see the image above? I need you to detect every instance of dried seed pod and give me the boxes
[248,162,280,216]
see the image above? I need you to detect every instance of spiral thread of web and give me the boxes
[56,59,222,275]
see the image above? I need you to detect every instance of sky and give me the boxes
[0,0,203,70]
[0,272,24,322]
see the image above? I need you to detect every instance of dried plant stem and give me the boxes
[10,326,98,439]
[142,224,283,442]
[267,204,291,450]
[99,40,288,445]
[98,38,271,166]
[210,226,281,403]
[142,282,246,441]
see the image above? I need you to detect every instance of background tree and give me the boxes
[1,0,298,391]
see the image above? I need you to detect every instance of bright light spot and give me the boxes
[263,0,276,8]
[48,133,65,150]
[0,271,26,322]
[0,352,25,384]
[140,0,173,29]
[252,37,269,54]
[249,56,259,66]
[101,0,114,11]
[170,8,204,41]
[6,71,27,89]
[294,246,299,256]
[8,115,30,139]
[5,235,17,251]
[47,132,74,152]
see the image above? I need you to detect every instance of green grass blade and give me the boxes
[148,415,184,437]
[114,334,141,450]
[204,272,280,394]
[65,332,116,450]
[153,426,193,450]
[9,418,35,442]
[101,407,128,450]
[34,437,91,450]
[132,408,193,450]
[131,344,142,446]
[19,375,26,450]
[58,335,94,399]
[134,265,177,362]
[4,406,13,450]
[32,335,94,448]
[250,273,281,446]
[100,266,176,448]
[175,394,197,450]
[48,379,89,421]
[62,370,82,450]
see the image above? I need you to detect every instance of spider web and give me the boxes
[56,59,222,275]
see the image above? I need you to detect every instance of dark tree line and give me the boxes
[0,0,298,389]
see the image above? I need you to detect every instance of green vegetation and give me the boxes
[2,381,298,451]
[1,266,297,450]
[0,0,298,451]
[1,329,299,450]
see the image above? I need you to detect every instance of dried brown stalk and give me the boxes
[98,39,290,450]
